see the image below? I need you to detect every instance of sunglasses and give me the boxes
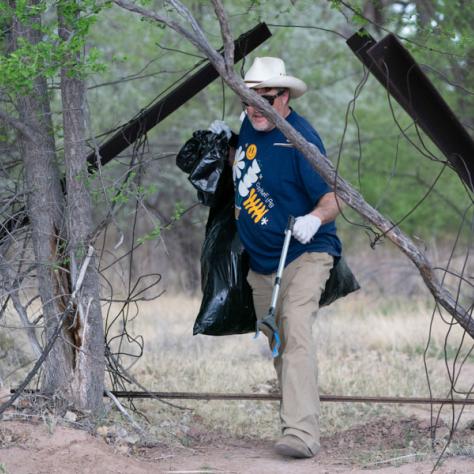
[242,89,286,108]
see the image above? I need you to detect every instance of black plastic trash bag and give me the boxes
[177,131,256,335]
[176,130,229,207]
[193,202,257,335]
[193,166,257,335]
[319,255,360,307]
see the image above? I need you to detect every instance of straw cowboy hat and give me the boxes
[244,57,307,99]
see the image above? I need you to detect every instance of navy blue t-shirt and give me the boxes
[233,109,341,274]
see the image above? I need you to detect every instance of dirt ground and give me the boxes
[1,413,474,474]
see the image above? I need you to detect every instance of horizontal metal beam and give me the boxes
[347,29,474,192]
[1,23,272,243]
[86,22,272,169]
[12,388,474,405]
[109,390,474,405]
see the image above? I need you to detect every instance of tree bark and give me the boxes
[6,0,105,412]
[59,1,104,413]
[9,0,76,396]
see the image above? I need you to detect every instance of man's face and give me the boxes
[245,87,289,132]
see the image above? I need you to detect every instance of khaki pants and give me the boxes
[247,252,333,453]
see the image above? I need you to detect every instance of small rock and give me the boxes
[116,427,128,438]
[97,425,110,437]
[123,434,140,445]
[64,411,77,423]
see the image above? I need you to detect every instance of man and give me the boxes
[232,57,342,459]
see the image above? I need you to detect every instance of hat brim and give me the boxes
[244,75,307,99]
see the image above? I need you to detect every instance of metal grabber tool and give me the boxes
[256,215,295,358]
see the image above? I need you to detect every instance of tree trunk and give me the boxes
[59,1,105,413]
[10,0,75,396]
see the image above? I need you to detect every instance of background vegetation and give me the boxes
[80,0,473,291]
[2,1,472,294]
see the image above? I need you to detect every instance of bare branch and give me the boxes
[0,108,38,142]
[266,22,348,40]
[113,0,223,68]
[0,248,94,416]
[212,0,234,69]
[336,0,466,59]
[72,245,94,297]
[5,286,42,358]
[105,389,146,436]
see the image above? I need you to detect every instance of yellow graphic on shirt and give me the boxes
[243,187,269,223]
[246,144,257,160]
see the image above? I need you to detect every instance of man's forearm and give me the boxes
[309,192,341,224]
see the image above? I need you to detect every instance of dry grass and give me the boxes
[2,242,472,468]
[2,288,472,450]
[107,293,474,443]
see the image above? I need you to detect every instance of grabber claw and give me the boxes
[255,215,295,358]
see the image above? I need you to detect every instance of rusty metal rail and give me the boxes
[12,389,474,405]
[86,22,272,168]
[347,28,474,192]
[110,391,474,405]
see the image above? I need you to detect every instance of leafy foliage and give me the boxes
[0,0,107,94]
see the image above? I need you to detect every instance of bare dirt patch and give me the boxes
[1,415,473,474]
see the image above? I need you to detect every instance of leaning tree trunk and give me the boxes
[10,1,75,395]
[58,1,105,413]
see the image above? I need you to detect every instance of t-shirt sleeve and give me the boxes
[296,129,332,204]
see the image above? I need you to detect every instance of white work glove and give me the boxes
[208,120,232,140]
[293,214,322,244]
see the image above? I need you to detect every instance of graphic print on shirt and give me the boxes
[233,143,274,225]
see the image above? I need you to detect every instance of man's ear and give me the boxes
[283,89,290,105]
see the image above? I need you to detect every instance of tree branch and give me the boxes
[212,0,234,69]
[105,389,146,436]
[0,108,38,142]
[113,0,223,68]
[0,247,94,416]
[6,286,42,358]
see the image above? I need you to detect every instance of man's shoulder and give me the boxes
[238,115,251,134]
[289,110,316,132]
[289,110,325,153]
